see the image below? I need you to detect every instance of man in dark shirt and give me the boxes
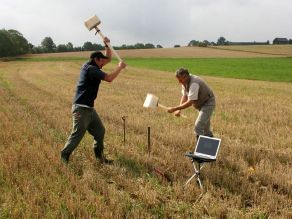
[61,37,126,164]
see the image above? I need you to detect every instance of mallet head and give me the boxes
[143,93,159,109]
[84,15,101,31]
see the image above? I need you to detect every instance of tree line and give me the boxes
[1,28,292,58]
[189,36,292,47]
[34,37,163,53]
[0,28,163,58]
[0,29,30,57]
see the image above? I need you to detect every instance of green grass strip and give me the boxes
[124,57,292,83]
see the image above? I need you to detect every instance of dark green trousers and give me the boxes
[61,105,105,158]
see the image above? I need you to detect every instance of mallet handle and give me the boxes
[179,114,188,119]
[158,103,169,110]
[95,28,123,62]
[158,103,187,118]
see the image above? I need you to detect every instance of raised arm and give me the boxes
[103,62,126,82]
[103,37,112,65]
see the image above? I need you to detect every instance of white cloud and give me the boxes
[0,0,291,47]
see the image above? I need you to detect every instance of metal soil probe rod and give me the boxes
[148,126,151,155]
[122,116,127,144]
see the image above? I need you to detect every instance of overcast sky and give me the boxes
[1,0,291,48]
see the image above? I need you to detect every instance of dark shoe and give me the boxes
[100,157,114,165]
[97,154,113,165]
[61,152,70,163]
[94,147,113,164]
[94,147,103,159]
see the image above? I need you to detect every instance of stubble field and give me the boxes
[0,46,292,218]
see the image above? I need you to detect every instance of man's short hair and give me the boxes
[90,51,108,60]
[176,68,189,77]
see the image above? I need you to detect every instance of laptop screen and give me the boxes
[195,136,221,159]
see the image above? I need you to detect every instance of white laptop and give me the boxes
[193,135,221,160]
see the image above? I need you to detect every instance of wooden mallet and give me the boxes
[84,15,122,62]
[143,93,187,118]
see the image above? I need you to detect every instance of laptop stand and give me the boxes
[185,152,216,190]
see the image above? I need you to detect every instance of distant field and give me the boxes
[16,45,291,83]
[16,56,292,83]
[24,44,292,59]
[214,45,292,56]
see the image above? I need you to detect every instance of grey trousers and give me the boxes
[194,98,215,138]
[61,105,105,157]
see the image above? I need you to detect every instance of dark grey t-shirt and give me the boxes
[73,62,106,107]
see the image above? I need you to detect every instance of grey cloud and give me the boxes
[0,0,291,47]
